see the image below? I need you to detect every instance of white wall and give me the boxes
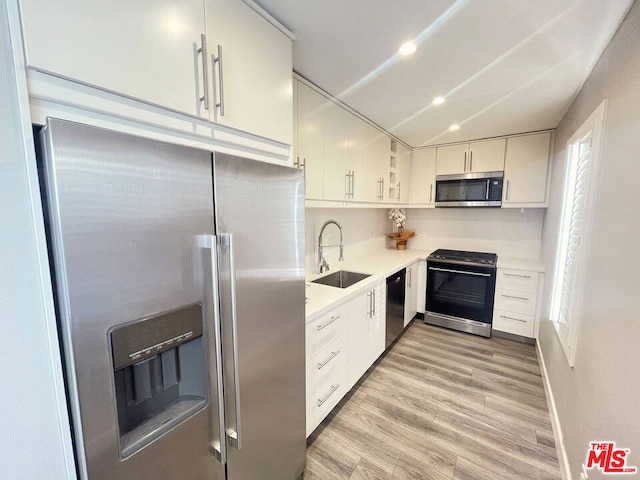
[305,208,389,273]
[0,1,75,478]
[538,1,640,478]
[408,208,543,259]
[306,206,544,273]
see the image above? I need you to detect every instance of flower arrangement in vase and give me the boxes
[386,208,416,250]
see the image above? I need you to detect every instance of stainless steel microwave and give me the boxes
[435,171,503,207]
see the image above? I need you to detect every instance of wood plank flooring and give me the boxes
[305,320,560,480]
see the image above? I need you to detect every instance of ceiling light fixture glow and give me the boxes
[449,124,460,131]
[398,41,417,56]
[432,96,446,105]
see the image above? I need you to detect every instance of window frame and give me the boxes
[550,100,607,367]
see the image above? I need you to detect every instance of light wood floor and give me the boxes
[305,320,561,480]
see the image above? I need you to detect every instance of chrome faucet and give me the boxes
[318,220,344,273]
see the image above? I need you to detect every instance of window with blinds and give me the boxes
[550,101,606,367]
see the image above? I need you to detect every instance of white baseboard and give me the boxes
[536,340,572,480]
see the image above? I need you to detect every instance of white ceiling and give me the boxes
[255,0,632,147]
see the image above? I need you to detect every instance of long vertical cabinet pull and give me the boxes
[199,235,226,464]
[469,151,473,172]
[506,179,511,201]
[219,233,242,449]
[429,184,433,203]
[198,34,210,109]
[372,289,376,317]
[366,292,372,317]
[351,172,355,199]
[464,151,467,172]
[213,45,225,116]
[345,171,351,199]
[408,268,412,288]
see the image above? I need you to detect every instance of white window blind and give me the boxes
[550,101,606,366]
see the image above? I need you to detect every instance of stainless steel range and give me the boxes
[425,249,497,337]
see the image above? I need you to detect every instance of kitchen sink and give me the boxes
[311,270,371,289]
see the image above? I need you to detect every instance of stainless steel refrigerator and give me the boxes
[40,118,306,480]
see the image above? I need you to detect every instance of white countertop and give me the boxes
[305,249,545,321]
[305,249,426,321]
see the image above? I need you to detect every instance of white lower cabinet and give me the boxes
[492,268,542,339]
[306,281,385,436]
[404,261,419,326]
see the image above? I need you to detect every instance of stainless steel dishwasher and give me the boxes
[386,268,406,348]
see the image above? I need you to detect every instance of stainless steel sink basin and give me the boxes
[311,270,371,289]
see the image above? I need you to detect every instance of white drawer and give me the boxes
[497,269,538,294]
[493,309,535,337]
[306,367,348,437]
[306,333,348,400]
[306,304,348,359]
[494,288,537,316]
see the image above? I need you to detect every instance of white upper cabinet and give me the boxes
[205,0,293,144]
[20,0,209,119]
[503,132,551,206]
[468,138,506,172]
[20,0,293,144]
[410,148,436,205]
[436,139,505,175]
[436,143,469,175]
[396,144,411,203]
[323,101,351,201]
[366,127,391,203]
[348,115,369,202]
[296,82,325,199]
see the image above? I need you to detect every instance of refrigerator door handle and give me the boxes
[220,233,243,450]
[199,235,227,464]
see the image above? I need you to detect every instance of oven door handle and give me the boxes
[428,267,491,277]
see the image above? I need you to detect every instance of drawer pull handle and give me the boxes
[501,294,529,301]
[500,314,527,323]
[317,315,340,331]
[317,350,340,369]
[317,384,340,407]
[503,273,532,279]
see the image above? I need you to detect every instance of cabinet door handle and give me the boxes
[469,150,473,172]
[500,314,527,323]
[198,34,209,110]
[506,179,511,201]
[294,156,299,168]
[345,171,350,199]
[372,289,376,316]
[464,151,467,172]
[301,158,306,170]
[429,183,433,203]
[366,292,371,317]
[317,315,340,331]
[351,171,355,199]
[503,273,531,279]
[317,350,340,369]
[501,294,529,301]
[317,384,340,407]
[213,44,225,116]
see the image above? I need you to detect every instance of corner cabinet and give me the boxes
[410,148,436,206]
[296,81,325,199]
[19,0,293,144]
[503,132,552,207]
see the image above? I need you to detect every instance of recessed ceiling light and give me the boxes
[449,124,460,131]
[398,41,417,56]
[432,97,446,105]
